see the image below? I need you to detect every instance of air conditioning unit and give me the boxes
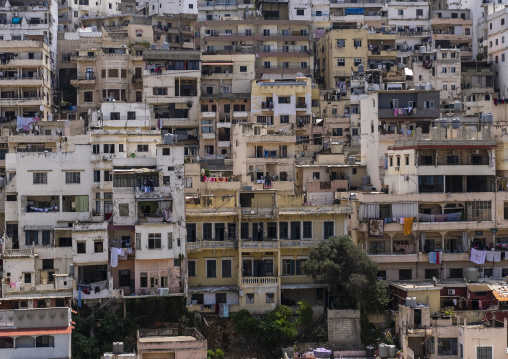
[472,149,480,155]
[448,289,455,295]
[394,166,399,171]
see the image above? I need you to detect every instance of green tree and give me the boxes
[258,305,297,348]
[231,309,258,335]
[296,300,313,337]
[303,235,389,313]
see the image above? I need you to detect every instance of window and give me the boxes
[399,269,412,280]
[291,222,301,240]
[451,67,456,73]
[282,259,295,275]
[153,88,167,96]
[36,335,53,348]
[398,9,404,16]
[333,128,343,136]
[245,293,255,303]
[140,273,147,287]
[425,268,439,279]
[24,273,31,283]
[65,172,80,184]
[296,9,304,15]
[303,221,312,239]
[503,54,506,62]
[266,293,274,303]
[42,259,54,270]
[137,144,149,152]
[389,99,399,109]
[313,172,320,180]
[443,84,448,91]
[442,67,447,73]
[33,172,47,184]
[447,156,459,165]
[119,270,130,287]
[94,241,103,253]
[103,144,115,153]
[59,237,72,247]
[416,8,423,16]
[148,233,161,249]
[503,18,506,26]
[472,155,483,165]
[449,268,463,278]
[92,144,99,154]
[354,59,362,66]
[280,115,289,123]
[104,170,112,181]
[438,338,457,356]
[206,260,217,278]
[279,222,288,239]
[93,170,101,183]
[84,91,93,102]
[0,337,13,349]
[25,230,38,245]
[324,221,334,238]
[424,101,434,109]
[240,66,247,72]
[353,39,362,47]
[188,261,196,277]
[337,58,345,66]
[41,231,51,246]
[337,39,345,48]
[278,96,290,104]
[77,242,86,253]
[222,259,232,277]
[378,271,387,280]
[163,176,170,185]
[477,347,492,359]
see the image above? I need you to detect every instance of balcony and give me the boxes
[70,74,96,86]
[217,121,232,128]
[187,240,238,251]
[202,133,215,140]
[280,240,319,248]
[396,31,431,37]
[233,111,248,118]
[240,240,279,250]
[241,207,277,217]
[296,103,307,110]
[370,254,418,263]
[201,111,216,118]
[2,248,35,258]
[218,140,231,147]
[0,76,42,86]
[0,96,42,106]
[241,277,278,285]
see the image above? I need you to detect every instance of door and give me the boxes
[253,260,264,277]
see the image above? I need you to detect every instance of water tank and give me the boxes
[378,343,388,359]
[151,44,158,50]
[484,113,493,123]
[91,26,98,32]
[362,175,371,185]
[419,45,427,53]
[452,118,460,129]
[405,297,417,308]
[164,133,174,145]
[58,24,64,31]
[358,63,364,73]
[388,345,397,358]
[466,268,479,282]
[366,346,375,357]
[425,83,433,90]
[112,342,124,354]
[162,42,170,50]
[323,141,329,150]
[348,157,356,165]
[454,101,461,111]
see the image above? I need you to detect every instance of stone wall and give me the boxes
[328,309,362,349]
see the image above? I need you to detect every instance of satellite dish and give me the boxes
[39,105,44,111]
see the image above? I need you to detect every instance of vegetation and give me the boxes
[303,235,389,313]
[296,300,313,336]
[207,349,225,359]
[232,306,297,348]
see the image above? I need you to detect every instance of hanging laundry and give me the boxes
[470,248,486,265]
[403,217,413,235]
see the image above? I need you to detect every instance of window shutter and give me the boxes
[290,260,295,275]
[296,259,301,275]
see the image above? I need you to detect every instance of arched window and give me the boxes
[0,337,13,349]
[36,335,54,348]
[16,336,35,348]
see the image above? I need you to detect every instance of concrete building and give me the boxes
[0,307,73,359]
[137,328,207,359]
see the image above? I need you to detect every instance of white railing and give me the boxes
[242,277,278,285]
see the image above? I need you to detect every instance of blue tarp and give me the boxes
[345,8,365,15]
[12,17,21,24]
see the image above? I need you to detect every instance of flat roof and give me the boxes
[139,336,197,343]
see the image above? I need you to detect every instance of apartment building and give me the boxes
[152,14,197,50]
[431,9,473,60]
[197,0,253,21]
[461,61,494,116]
[87,103,187,299]
[485,5,508,97]
[198,19,313,80]
[0,40,53,124]
[329,0,386,31]
[0,0,58,66]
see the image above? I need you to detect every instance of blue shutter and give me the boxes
[290,260,295,275]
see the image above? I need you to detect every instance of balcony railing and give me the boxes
[296,103,307,109]
[2,248,35,258]
[242,277,278,285]
[241,241,279,249]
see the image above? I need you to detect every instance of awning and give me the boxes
[0,326,73,336]
[202,62,234,65]
[404,68,414,76]
[281,283,329,290]
[188,286,238,293]
[493,291,508,301]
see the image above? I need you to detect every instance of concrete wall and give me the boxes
[328,309,362,349]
